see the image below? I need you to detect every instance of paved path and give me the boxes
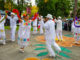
[0,30,80,60]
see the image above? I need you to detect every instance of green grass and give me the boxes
[5,26,19,31]
[5,26,39,31]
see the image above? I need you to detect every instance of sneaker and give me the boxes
[73,41,80,44]
[19,49,24,53]
[11,40,15,42]
[49,55,55,58]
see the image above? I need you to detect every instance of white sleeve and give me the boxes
[55,19,58,23]
[7,16,11,20]
[44,22,49,30]
[14,16,18,21]
[41,20,44,27]
[71,22,75,32]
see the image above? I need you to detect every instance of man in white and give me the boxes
[39,16,44,34]
[33,17,38,34]
[44,14,61,57]
[7,13,18,42]
[55,16,63,41]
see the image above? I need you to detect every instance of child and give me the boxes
[0,13,6,45]
[18,14,32,52]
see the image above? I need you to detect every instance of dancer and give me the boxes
[43,14,61,57]
[55,16,63,41]
[72,18,80,44]
[7,13,18,42]
[18,14,32,52]
[33,16,38,34]
[0,13,6,45]
[39,15,44,34]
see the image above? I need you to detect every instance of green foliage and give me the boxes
[36,0,71,17]
[0,0,5,10]
[77,8,80,17]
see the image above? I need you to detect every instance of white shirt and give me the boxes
[7,16,18,28]
[44,20,56,40]
[55,19,62,31]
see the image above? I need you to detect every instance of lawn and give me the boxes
[5,26,39,31]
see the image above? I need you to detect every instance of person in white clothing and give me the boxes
[71,19,80,44]
[0,13,6,45]
[39,16,44,34]
[7,13,18,42]
[18,14,32,52]
[55,16,63,41]
[33,17,38,34]
[43,14,61,57]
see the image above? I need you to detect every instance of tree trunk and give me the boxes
[17,0,19,6]
[73,0,78,20]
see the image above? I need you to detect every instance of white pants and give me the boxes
[46,40,61,57]
[40,26,43,34]
[33,26,37,34]
[11,26,16,41]
[56,30,63,40]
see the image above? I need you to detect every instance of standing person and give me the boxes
[18,14,32,52]
[55,16,63,41]
[43,14,61,57]
[39,16,44,34]
[33,17,38,34]
[71,18,80,44]
[0,13,6,45]
[7,13,18,42]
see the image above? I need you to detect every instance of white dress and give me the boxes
[18,20,32,47]
[72,22,80,41]
[0,16,6,44]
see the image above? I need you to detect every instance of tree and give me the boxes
[0,0,5,10]
[73,0,78,19]
[31,6,38,16]
[36,0,71,17]
[4,0,14,11]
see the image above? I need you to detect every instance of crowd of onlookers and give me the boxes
[62,18,73,31]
